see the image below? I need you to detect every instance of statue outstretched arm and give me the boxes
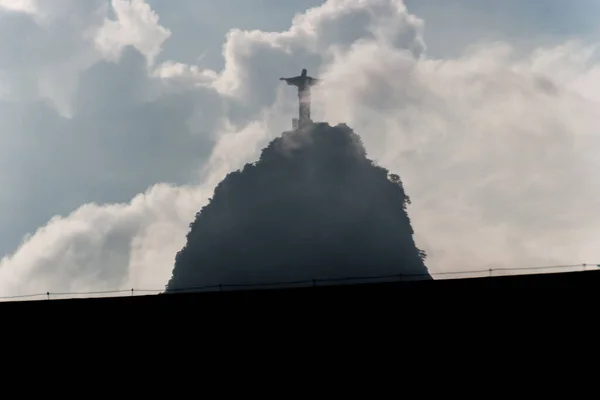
[280,77,292,85]
[280,76,302,86]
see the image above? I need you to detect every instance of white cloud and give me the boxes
[314,38,600,271]
[95,0,171,66]
[1,0,600,299]
[0,0,36,14]
[0,0,172,117]
[0,183,207,297]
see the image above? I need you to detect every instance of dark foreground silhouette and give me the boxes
[166,122,431,291]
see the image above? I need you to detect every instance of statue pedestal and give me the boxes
[294,118,313,131]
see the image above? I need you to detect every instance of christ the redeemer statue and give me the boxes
[280,68,319,129]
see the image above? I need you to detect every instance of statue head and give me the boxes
[301,69,307,76]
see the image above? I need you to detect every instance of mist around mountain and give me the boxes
[166,122,431,291]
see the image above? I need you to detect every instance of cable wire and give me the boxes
[1,263,597,301]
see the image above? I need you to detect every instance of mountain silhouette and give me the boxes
[166,122,431,291]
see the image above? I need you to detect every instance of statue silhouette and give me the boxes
[280,69,319,129]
